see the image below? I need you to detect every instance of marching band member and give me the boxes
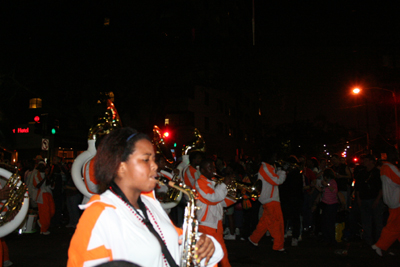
[183,151,204,189]
[196,158,236,267]
[33,160,55,235]
[67,127,223,267]
[155,154,173,200]
[372,152,400,256]
[248,151,287,253]
[154,154,175,214]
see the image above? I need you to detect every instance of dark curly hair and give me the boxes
[94,127,151,192]
[323,168,336,181]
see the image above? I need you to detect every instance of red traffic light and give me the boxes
[353,157,358,163]
[34,116,40,123]
[163,131,170,138]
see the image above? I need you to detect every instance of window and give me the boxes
[165,118,170,125]
[29,98,42,109]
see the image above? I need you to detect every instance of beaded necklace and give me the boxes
[109,182,174,267]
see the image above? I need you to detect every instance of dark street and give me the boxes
[5,224,399,267]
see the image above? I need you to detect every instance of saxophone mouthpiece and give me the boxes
[157,177,175,187]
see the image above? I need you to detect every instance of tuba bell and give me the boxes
[181,128,206,156]
[177,127,206,184]
[71,99,122,201]
[0,167,29,238]
[152,125,183,210]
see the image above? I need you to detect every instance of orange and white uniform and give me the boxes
[155,170,173,195]
[33,168,55,233]
[67,190,223,267]
[249,162,287,251]
[375,162,400,251]
[183,165,200,189]
[195,175,235,267]
[83,157,100,195]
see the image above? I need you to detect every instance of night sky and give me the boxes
[2,1,400,131]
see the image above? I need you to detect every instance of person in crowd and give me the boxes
[33,160,55,235]
[49,156,65,227]
[240,159,261,241]
[65,162,83,228]
[223,162,242,241]
[154,154,172,203]
[183,150,204,189]
[312,168,338,246]
[354,154,383,246]
[196,158,235,267]
[215,157,227,177]
[312,158,328,237]
[330,154,352,208]
[26,155,46,208]
[279,156,304,246]
[302,157,317,234]
[372,150,400,256]
[346,155,365,242]
[67,127,222,267]
[248,151,287,253]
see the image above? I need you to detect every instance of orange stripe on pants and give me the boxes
[375,206,400,251]
[0,238,9,264]
[38,192,55,233]
[249,201,284,250]
[198,221,231,267]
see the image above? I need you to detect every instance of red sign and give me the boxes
[13,127,30,133]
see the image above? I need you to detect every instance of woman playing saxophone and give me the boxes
[67,127,223,267]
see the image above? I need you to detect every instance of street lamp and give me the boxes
[352,87,398,150]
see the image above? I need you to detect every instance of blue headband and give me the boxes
[126,133,137,142]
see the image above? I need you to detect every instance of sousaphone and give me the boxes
[152,125,183,210]
[71,99,122,200]
[0,167,29,238]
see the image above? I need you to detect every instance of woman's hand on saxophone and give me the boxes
[195,234,215,265]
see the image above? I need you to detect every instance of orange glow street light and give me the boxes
[352,87,398,150]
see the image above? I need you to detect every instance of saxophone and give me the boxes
[157,177,200,267]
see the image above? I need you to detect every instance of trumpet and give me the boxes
[275,159,300,171]
[213,174,261,201]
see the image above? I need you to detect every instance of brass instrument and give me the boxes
[153,125,183,210]
[157,177,199,267]
[159,170,182,203]
[88,99,122,141]
[153,125,175,165]
[213,174,261,201]
[0,167,29,238]
[275,159,300,171]
[177,127,206,185]
[72,99,123,199]
[181,128,206,156]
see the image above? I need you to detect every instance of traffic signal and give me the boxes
[353,157,358,163]
[50,119,59,134]
[163,131,170,138]
[34,115,42,134]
